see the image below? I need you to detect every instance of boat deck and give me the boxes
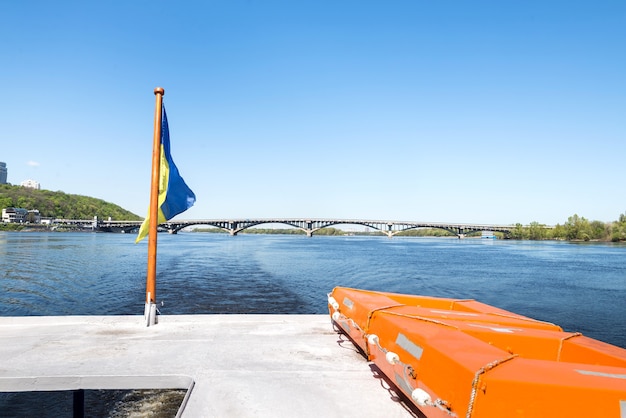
[0,315,418,417]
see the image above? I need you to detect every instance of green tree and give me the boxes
[550,224,565,240]
[16,196,35,210]
[0,196,13,209]
[610,212,626,242]
[510,223,527,240]
[528,221,547,240]
[25,211,38,223]
[315,227,344,236]
[589,220,607,240]
[564,214,592,241]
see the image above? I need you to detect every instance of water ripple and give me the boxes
[1,232,625,348]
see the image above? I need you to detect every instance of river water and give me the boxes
[1,231,625,347]
[1,231,625,416]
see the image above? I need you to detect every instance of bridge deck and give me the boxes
[88,217,526,237]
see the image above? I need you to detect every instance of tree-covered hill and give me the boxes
[0,184,141,220]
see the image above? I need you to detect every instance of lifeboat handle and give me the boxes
[368,333,456,416]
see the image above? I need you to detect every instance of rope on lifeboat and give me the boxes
[378,310,461,330]
[556,332,582,362]
[466,354,518,418]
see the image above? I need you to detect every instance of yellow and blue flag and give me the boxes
[136,106,196,243]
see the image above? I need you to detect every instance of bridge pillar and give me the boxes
[458,228,465,239]
[386,223,394,238]
[304,221,315,237]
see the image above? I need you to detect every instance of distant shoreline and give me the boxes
[2,225,623,243]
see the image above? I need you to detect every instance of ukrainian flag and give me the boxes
[136,106,196,243]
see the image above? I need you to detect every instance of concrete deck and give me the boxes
[0,315,419,417]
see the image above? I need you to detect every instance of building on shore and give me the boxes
[1,208,41,223]
[21,179,40,189]
[0,162,7,184]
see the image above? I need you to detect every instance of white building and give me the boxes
[2,208,28,223]
[21,179,40,189]
[2,208,41,223]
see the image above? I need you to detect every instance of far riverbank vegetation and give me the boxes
[0,184,141,221]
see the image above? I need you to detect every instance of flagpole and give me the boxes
[145,86,165,326]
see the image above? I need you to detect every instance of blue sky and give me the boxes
[1,1,624,225]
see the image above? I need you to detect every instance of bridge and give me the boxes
[54,218,527,238]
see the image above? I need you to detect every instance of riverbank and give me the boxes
[3,224,625,242]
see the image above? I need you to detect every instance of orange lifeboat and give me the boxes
[328,286,626,417]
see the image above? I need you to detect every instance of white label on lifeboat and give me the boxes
[620,400,625,418]
[396,333,423,360]
[343,297,354,310]
[576,369,626,380]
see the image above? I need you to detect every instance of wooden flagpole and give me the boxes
[145,86,165,326]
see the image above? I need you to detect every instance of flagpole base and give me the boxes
[144,302,157,327]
